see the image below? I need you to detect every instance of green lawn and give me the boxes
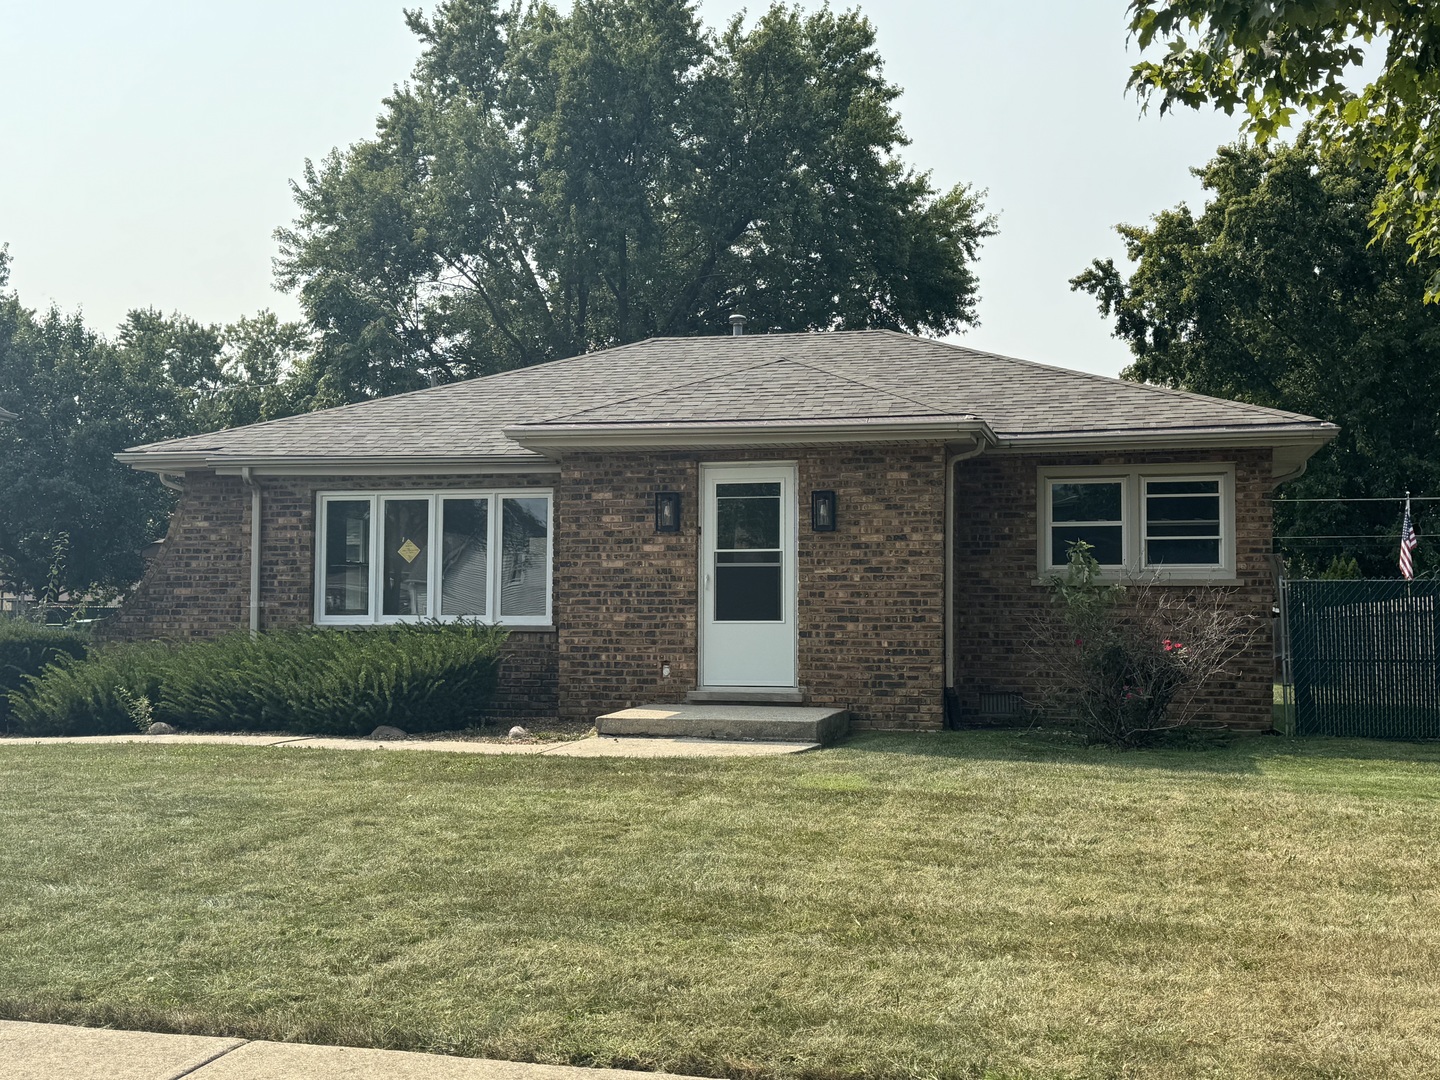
[1,732,1439,1079]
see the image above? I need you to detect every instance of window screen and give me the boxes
[1145,479,1221,565]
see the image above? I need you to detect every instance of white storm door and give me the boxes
[700,464,798,688]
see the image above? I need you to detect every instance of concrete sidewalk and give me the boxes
[0,1020,708,1080]
[0,733,818,757]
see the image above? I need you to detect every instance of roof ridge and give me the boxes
[874,330,1315,423]
[531,354,792,424]
[786,354,956,415]
[125,338,684,453]
[529,352,962,428]
[125,332,940,452]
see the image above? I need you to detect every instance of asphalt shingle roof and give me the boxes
[122,331,1331,463]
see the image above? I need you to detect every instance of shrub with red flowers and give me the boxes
[1031,541,1259,747]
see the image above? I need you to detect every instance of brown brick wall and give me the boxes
[108,444,1278,735]
[102,472,250,641]
[105,470,559,722]
[554,445,947,730]
[951,448,1276,732]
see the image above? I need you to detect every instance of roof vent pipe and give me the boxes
[729,313,747,336]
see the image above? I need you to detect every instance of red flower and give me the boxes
[1074,637,1083,647]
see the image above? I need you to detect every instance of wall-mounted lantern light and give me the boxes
[655,491,681,533]
[811,490,837,532]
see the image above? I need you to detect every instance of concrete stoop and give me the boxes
[595,703,849,746]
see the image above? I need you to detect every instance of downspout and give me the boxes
[945,439,989,718]
[240,467,261,637]
[158,472,186,493]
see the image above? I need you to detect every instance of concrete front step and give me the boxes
[686,686,806,705]
[596,703,849,746]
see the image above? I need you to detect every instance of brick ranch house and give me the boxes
[111,330,1336,732]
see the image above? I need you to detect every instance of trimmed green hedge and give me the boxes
[0,620,89,731]
[9,624,508,738]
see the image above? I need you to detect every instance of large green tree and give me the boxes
[0,249,313,599]
[1072,140,1440,576]
[0,259,179,598]
[275,0,994,402]
[1126,1,1440,296]
[116,308,317,432]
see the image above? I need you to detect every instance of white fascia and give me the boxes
[113,452,560,476]
[502,417,998,452]
[995,424,1339,479]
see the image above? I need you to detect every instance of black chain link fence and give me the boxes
[1283,580,1440,738]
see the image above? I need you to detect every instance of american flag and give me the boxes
[1400,496,1420,580]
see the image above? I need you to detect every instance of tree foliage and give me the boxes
[1072,140,1440,576]
[1126,1,1440,296]
[0,247,313,598]
[275,0,994,401]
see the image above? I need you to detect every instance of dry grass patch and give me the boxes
[0,731,1437,1078]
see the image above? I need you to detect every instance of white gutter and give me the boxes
[504,417,997,452]
[240,467,261,637]
[994,425,1338,453]
[210,461,560,478]
[115,451,557,475]
[945,438,990,706]
[1272,458,1310,487]
[115,422,1334,472]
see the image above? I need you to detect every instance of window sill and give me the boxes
[313,621,556,631]
[1033,573,1242,588]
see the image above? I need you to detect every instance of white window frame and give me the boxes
[1037,464,1236,582]
[1042,475,1130,570]
[1140,473,1231,575]
[314,489,553,627]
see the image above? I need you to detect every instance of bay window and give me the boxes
[317,490,552,626]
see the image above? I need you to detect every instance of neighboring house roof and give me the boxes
[118,331,1337,472]
[0,405,16,423]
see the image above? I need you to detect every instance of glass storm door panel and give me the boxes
[700,465,797,687]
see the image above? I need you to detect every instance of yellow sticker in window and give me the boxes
[397,539,421,563]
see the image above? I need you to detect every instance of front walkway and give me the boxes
[0,1019,706,1080]
[0,733,818,757]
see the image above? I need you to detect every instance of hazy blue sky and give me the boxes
[0,1,1243,377]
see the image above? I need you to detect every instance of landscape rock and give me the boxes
[507,725,532,740]
[370,725,407,740]
[147,722,177,735]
